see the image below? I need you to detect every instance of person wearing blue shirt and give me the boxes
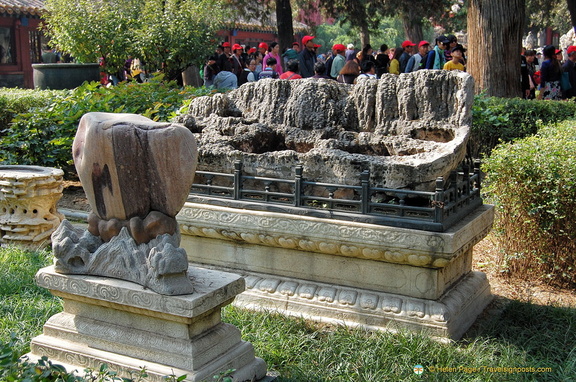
[425,36,450,70]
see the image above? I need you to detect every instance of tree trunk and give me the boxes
[360,22,370,47]
[468,0,526,97]
[567,0,576,32]
[401,12,424,43]
[276,0,294,55]
[182,65,202,87]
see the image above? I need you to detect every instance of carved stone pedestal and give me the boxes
[0,165,63,246]
[29,266,267,382]
[177,203,494,340]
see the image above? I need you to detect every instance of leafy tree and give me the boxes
[526,0,571,34]
[315,18,407,52]
[43,0,139,74]
[43,0,226,80]
[135,0,226,81]
[314,0,382,46]
[223,0,295,53]
[315,0,453,47]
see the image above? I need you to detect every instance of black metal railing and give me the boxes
[187,160,483,232]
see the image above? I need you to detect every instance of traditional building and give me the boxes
[0,0,44,88]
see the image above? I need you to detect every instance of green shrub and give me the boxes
[0,79,217,176]
[469,95,576,159]
[482,120,576,287]
[0,88,66,133]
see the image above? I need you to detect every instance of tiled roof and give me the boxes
[0,0,44,16]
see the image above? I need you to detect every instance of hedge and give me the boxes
[469,95,576,159]
[0,78,217,176]
[0,88,66,134]
[482,120,576,287]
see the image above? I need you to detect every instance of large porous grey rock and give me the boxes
[181,70,473,190]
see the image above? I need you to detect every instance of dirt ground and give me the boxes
[473,235,576,308]
[57,181,576,310]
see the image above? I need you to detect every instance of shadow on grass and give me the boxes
[462,296,576,381]
[224,296,576,382]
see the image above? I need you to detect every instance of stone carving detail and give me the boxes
[53,113,198,295]
[0,165,64,245]
[179,204,494,269]
[241,271,490,326]
[178,206,471,268]
[179,70,474,191]
[52,221,191,295]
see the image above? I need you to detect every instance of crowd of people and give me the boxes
[522,44,576,101]
[204,34,469,89]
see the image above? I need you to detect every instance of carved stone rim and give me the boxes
[231,268,492,333]
[178,203,494,269]
[0,165,64,178]
[35,265,245,319]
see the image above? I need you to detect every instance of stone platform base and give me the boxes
[193,265,492,341]
[178,203,494,340]
[29,266,267,382]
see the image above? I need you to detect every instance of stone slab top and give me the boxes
[178,203,494,268]
[0,165,63,179]
[35,265,245,319]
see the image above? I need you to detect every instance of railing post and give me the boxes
[327,186,337,209]
[294,165,303,207]
[434,176,445,223]
[474,159,481,192]
[449,170,458,200]
[361,170,370,214]
[234,160,242,200]
[462,162,470,196]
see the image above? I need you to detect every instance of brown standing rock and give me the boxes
[73,112,197,242]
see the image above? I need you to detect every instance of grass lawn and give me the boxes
[1,245,575,381]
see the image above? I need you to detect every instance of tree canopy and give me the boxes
[314,0,460,46]
[43,0,227,79]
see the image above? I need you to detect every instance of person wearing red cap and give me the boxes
[330,44,346,79]
[258,42,268,56]
[562,45,576,99]
[292,42,300,53]
[231,44,245,79]
[217,41,232,72]
[405,41,430,73]
[299,35,317,78]
[400,40,416,73]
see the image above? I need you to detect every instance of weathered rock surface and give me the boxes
[73,112,198,222]
[180,70,473,190]
[53,113,197,295]
[52,220,193,295]
[0,165,64,246]
[73,112,198,241]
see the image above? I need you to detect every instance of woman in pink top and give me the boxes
[263,42,283,76]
